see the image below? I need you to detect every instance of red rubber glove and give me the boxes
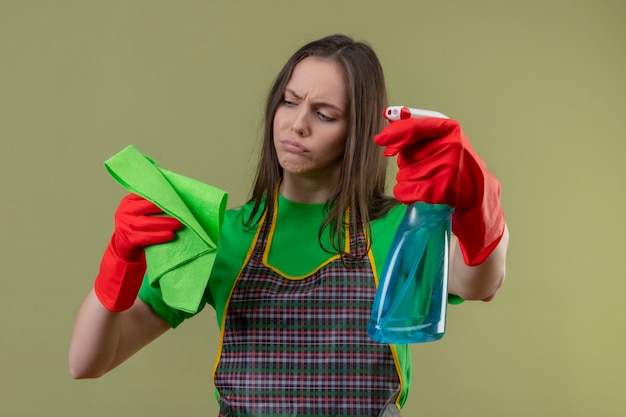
[94,193,182,312]
[374,117,505,266]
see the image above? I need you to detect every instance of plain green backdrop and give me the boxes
[1,0,625,416]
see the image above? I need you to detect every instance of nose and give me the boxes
[291,106,310,137]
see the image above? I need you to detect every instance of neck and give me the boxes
[279,173,339,204]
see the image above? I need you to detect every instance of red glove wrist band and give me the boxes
[94,235,147,312]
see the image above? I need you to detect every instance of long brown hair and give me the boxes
[246,34,398,258]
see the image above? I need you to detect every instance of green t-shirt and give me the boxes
[139,194,462,408]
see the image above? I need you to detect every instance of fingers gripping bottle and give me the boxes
[367,106,454,344]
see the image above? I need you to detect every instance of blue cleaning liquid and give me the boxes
[368,202,453,344]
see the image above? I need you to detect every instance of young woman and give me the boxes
[70,34,509,417]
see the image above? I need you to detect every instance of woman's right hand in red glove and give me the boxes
[94,193,182,312]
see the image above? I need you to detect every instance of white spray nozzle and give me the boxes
[384,106,449,121]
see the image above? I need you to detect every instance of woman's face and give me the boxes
[273,57,348,181]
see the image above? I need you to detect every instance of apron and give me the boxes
[214,204,402,417]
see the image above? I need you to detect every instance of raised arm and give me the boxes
[69,194,181,378]
[374,115,508,301]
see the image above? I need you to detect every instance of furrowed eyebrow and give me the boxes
[285,88,303,100]
[285,88,343,113]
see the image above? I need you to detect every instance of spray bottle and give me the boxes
[367,106,454,344]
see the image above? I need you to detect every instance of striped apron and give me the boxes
[214,208,402,417]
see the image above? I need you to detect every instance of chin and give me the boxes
[278,159,307,174]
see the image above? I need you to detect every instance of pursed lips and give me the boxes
[281,139,309,153]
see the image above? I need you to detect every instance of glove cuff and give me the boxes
[94,236,147,312]
[452,202,505,266]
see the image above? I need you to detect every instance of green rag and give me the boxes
[104,145,228,313]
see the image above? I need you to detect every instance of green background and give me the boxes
[2,1,625,416]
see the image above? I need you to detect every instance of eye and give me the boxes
[283,98,296,107]
[317,111,335,122]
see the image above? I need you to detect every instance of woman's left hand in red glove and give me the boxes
[374,117,505,266]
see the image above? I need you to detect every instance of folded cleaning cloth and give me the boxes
[104,145,228,313]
